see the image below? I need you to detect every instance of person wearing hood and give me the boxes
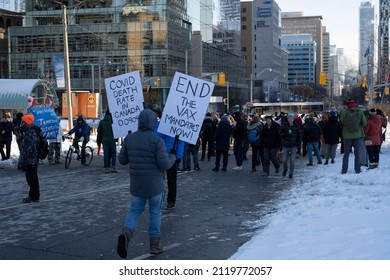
[212,114,232,171]
[0,114,13,161]
[231,111,246,170]
[246,115,263,172]
[364,108,382,169]
[63,115,91,165]
[200,112,216,161]
[117,109,176,258]
[97,110,117,173]
[322,110,342,164]
[19,114,43,203]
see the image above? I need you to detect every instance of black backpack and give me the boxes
[37,133,49,160]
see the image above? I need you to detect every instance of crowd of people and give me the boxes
[1,98,388,257]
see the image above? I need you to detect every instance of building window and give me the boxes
[241,25,246,30]
[241,16,246,22]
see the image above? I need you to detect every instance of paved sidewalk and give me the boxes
[0,152,302,260]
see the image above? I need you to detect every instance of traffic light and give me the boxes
[364,91,369,100]
[357,79,362,87]
[146,85,151,93]
[385,87,390,96]
[319,72,326,85]
[155,76,161,87]
[218,72,225,85]
[363,75,368,88]
[373,91,378,99]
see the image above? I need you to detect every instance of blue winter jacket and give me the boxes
[20,125,41,166]
[154,121,185,159]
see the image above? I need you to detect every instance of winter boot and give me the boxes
[150,237,164,255]
[324,160,329,165]
[212,166,219,171]
[117,228,132,258]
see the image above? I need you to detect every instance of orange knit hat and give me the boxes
[22,114,34,125]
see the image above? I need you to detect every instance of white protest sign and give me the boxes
[158,72,214,144]
[105,71,144,138]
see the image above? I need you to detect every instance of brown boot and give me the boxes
[150,237,164,255]
[117,228,132,258]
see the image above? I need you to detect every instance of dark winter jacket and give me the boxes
[20,125,41,166]
[0,120,13,143]
[364,114,382,146]
[232,113,246,140]
[215,117,232,151]
[262,120,281,149]
[201,116,216,139]
[322,116,342,145]
[97,114,115,145]
[118,109,176,197]
[12,114,23,144]
[280,121,301,147]
[303,118,321,143]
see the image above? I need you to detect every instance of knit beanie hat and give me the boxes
[22,114,34,125]
[369,108,376,115]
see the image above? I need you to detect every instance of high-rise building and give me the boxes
[0,0,25,12]
[378,0,390,84]
[281,12,323,87]
[281,34,316,88]
[8,0,246,112]
[359,1,375,77]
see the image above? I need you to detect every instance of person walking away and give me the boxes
[48,120,64,164]
[97,110,118,173]
[63,115,91,165]
[154,115,184,210]
[200,113,216,161]
[322,110,342,164]
[318,112,329,158]
[262,115,281,176]
[12,112,24,170]
[19,114,42,203]
[186,136,201,171]
[246,115,263,172]
[0,114,13,161]
[117,109,176,258]
[364,108,382,169]
[212,115,232,172]
[280,113,301,179]
[231,112,246,170]
[340,98,367,174]
[303,113,323,166]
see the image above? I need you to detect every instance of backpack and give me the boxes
[248,125,262,145]
[344,109,360,132]
[37,133,49,160]
[202,120,214,137]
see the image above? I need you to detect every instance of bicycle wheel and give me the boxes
[84,146,94,166]
[64,147,73,169]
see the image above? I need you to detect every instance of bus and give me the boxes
[251,102,324,116]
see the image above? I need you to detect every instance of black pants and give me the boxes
[166,163,177,205]
[0,141,11,159]
[215,149,229,169]
[25,164,40,200]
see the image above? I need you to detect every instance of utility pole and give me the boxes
[62,5,73,130]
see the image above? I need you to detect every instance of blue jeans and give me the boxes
[124,193,164,237]
[307,141,322,164]
[103,142,116,168]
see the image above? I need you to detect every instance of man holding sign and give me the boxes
[157,72,214,209]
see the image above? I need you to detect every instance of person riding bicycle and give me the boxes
[63,115,91,165]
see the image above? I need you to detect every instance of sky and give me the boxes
[230,128,390,261]
[276,0,379,68]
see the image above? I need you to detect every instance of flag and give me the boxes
[387,73,390,82]
[27,95,35,107]
[364,45,370,58]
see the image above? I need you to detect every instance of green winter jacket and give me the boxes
[97,114,115,144]
[340,107,367,140]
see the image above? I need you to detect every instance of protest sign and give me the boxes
[29,106,59,140]
[105,71,144,138]
[158,72,214,144]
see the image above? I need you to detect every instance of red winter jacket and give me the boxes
[364,115,382,146]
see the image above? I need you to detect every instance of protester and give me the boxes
[186,137,201,171]
[303,113,323,166]
[262,115,281,176]
[322,110,342,164]
[117,109,176,258]
[212,114,232,172]
[231,111,246,170]
[19,114,42,203]
[154,113,184,210]
[340,99,367,174]
[200,113,216,161]
[0,114,13,161]
[246,115,263,172]
[280,113,301,179]
[12,112,24,169]
[97,110,117,173]
[364,108,382,169]
[63,115,91,165]
[48,118,64,165]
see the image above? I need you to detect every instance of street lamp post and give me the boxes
[250,68,272,103]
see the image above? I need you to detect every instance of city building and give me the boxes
[0,0,25,13]
[378,0,389,84]
[359,1,375,78]
[8,0,246,114]
[281,12,323,87]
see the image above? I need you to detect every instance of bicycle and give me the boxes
[63,136,94,169]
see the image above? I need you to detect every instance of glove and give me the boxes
[79,136,84,142]
[170,148,177,156]
[62,133,68,141]
[175,158,181,164]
